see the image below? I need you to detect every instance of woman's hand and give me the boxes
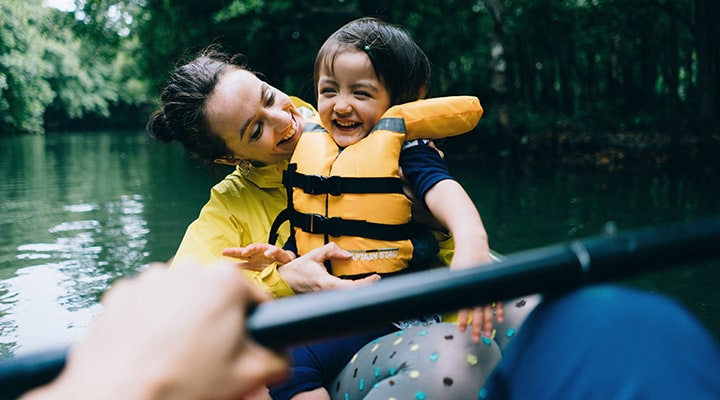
[223,244,297,271]
[277,243,381,294]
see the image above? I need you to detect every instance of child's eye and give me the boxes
[354,91,371,98]
[320,87,336,95]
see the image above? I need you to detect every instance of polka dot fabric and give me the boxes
[330,323,501,400]
[329,295,540,400]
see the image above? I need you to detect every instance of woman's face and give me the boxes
[205,68,304,166]
[316,49,391,148]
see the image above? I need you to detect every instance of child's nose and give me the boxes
[333,96,352,114]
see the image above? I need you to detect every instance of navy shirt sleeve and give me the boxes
[399,140,454,204]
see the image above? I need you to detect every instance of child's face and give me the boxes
[317,49,391,148]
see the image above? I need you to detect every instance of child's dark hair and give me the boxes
[313,17,431,106]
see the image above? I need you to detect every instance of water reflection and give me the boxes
[0,264,102,355]
[448,161,720,254]
[0,193,150,355]
[448,158,720,340]
[0,132,214,356]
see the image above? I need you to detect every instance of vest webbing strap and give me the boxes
[284,167,404,196]
[370,117,405,134]
[266,164,302,245]
[289,209,412,241]
[268,208,290,245]
[305,118,405,136]
[303,122,325,133]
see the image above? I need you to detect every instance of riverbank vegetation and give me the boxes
[2,0,718,171]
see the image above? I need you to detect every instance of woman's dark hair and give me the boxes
[313,17,431,106]
[147,47,248,163]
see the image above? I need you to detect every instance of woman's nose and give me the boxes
[265,106,290,130]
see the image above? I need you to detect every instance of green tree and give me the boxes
[1,0,55,134]
[0,0,130,134]
[133,0,360,100]
[127,0,720,157]
[42,12,119,122]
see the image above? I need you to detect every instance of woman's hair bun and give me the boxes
[147,110,175,143]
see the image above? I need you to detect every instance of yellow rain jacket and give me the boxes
[170,160,295,297]
[169,97,317,298]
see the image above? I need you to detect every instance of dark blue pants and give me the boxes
[269,325,396,400]
[482,285,720,399]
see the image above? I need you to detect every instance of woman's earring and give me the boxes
[237,159,254,176]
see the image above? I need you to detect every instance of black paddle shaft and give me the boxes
[1,216,719,399]
[249,215,720,347]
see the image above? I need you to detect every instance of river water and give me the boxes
[1,131,718,357]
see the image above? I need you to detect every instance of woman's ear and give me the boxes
[213,156,239,166]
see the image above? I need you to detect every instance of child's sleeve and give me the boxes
[400,141,454,206]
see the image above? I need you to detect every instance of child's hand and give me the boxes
[450,251,500,343]
[457,302,504,344]
[222,244,297,271]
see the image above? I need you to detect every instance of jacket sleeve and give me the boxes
[249,264,295,298]
[170,188,295,298]
[384,96,483,141]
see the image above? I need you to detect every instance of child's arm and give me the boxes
[424,180,490,267]
[423,179,503,342]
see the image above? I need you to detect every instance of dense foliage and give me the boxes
[0,0,136,134]
[2,0,718,160]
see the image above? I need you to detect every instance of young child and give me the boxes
[224,18,497,400]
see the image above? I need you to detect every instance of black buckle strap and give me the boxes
[290,210,411,241]
[285,169,403,196]
[299,175,345,196]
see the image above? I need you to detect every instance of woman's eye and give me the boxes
[266,91,275,106]
[250,122,262,141]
